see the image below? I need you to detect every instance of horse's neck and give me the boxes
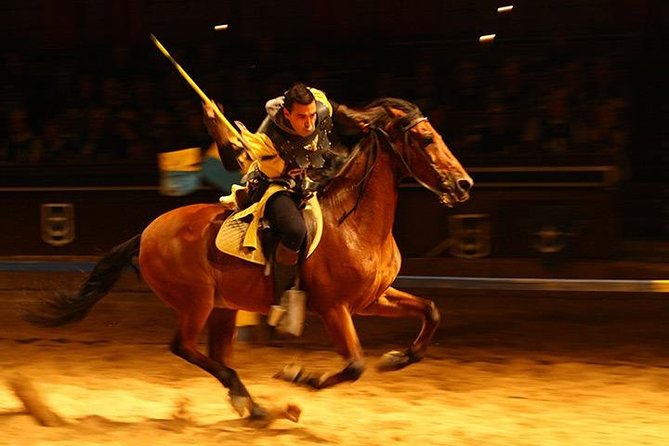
[323,148,399,243]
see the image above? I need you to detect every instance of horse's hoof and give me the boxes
[230,395,251,417]
[273,364,303,383]
[248,404,269,421]
[273,364,324,389]
[283,403,302,423]
[245,406,272,428]
[244,403,301,428]
[376,350,414,372]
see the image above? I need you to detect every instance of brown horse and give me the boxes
[25,98,472,420]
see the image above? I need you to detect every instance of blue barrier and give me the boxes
[2,261,667,293]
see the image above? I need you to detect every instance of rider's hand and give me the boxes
[203,101,223,120]
[202,101,230,143]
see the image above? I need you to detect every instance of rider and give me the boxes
[203,83,367,335]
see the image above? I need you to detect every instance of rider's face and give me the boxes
[284,101,317,137]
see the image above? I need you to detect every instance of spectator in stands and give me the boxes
[3,107,42,162]
[492,57,532,112]
[40,118,72,162]
[523,87,585,154]
[410,61,442,114]
[79,106,126,161]
[449,59,484,114]
[479,99,521,155]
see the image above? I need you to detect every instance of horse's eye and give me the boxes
[419,133,434,146]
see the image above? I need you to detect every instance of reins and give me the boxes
[334,106,420,225]
[335,130,381,225]
[329,101,441,225]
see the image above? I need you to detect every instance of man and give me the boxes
[203,83,367,335]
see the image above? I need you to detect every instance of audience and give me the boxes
[0,40,632,166]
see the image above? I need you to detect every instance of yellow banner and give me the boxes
[157,147,202,172]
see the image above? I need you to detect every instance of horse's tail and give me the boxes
[23,234,142,327]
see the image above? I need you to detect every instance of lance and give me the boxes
[149,34,241,140]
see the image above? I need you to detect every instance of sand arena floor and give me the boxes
[1,285,668,446]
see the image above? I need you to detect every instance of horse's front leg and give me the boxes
[273,304,366,389]
[357,286,440,372]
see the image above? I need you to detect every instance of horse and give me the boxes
[25,97,473,421]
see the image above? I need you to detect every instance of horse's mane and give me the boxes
[324,98,421,224]
[328,97,422,180]
[361,97,420,129]
[331,97,419,161]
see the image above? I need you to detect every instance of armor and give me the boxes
[257,100,334,177]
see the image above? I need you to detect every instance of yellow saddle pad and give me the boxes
[215,184,323,265]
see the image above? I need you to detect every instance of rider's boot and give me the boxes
[267,242,306,336]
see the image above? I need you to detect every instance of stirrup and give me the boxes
[267,305,287,327]
[273,288,306,337]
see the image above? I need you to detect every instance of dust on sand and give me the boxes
[1,290,669,445]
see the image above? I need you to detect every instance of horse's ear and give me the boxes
[382,106,402,131]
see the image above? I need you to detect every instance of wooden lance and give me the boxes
[149,34,241,140]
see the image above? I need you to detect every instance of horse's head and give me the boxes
[373,98,473,206]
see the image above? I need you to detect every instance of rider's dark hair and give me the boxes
[284,83,315,111]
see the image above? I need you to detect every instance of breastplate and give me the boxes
[259,102,333,174]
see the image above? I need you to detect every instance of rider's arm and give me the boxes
[311,87,369,136]
[202,102,245,171]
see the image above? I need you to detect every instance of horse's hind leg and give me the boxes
[207,308,238,366]
[168,296,265,418]
[358,286,440,372]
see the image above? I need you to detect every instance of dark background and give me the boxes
[1,0,667,264]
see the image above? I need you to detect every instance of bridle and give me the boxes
[395,110,429,133]
[335,105,453,224]
[377,108,453,201]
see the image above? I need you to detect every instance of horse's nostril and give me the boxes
[457,179,473,192]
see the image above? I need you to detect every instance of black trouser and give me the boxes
[264,191,306,252]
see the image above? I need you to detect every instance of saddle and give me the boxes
[215,184,323,265]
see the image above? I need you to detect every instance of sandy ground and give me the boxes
[1,285,669,446]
